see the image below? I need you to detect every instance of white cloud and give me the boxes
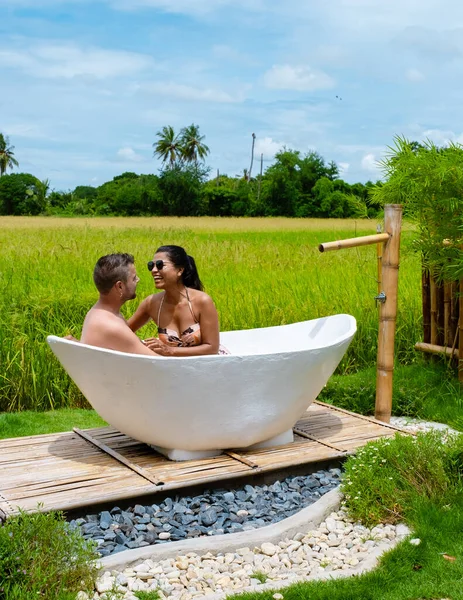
[0,42,154,79]
[406,68,425,82]
[116,147,144,162]
[338,161,350,176]
[421,128,463,146]
[361,153,378,172]
[254,136,285,160]
[263,64,335,92]
[136,81,241,103]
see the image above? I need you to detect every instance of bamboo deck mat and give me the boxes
[0,402,406,519]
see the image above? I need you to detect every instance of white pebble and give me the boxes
[261,542,278,556]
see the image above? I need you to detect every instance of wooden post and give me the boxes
[459,280,463,382]
[450,281,458,346]
[437,281,445,347]
[375,204,403,423]
[444,282,451,347]
[422,269,431,344]
[430,276,438,346]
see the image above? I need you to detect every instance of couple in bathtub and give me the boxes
[78,245,226,357]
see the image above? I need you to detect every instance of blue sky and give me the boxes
[1,0,463,191]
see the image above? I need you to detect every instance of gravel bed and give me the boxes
[70,469,342,557]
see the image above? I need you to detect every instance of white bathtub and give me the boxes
[47,314,356,461]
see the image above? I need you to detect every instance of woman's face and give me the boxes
[150,252,182,289]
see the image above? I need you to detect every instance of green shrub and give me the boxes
[0,509,98,600]
[342,430,463,526]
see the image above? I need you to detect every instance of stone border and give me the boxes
[100,487,344,571]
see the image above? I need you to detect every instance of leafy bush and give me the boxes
[0,509,98,600]
[342,430,463,526]
[371,137,463,281]
[0,173,45,215]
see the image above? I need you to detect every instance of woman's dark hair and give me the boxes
[156,245,203,291]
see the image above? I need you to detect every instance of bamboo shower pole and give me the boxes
[376,224,383,296]
[375,204,403,422]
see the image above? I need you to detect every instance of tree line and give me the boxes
[0,127,383,218]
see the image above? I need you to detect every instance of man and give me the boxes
[75,253,156,356]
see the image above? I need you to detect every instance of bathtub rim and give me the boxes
[46,313,357,362]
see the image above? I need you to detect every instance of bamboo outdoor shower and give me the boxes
[319,204,403,423]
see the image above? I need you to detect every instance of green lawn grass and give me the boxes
[0,408,106,439]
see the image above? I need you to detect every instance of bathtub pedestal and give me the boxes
[151,445,223,461]
[243,428,294,450]
[150,429,295,461]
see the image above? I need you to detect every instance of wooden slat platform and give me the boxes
[0,402,406,518]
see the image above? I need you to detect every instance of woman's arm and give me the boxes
[127,296,154,332]
[145,294,220,356]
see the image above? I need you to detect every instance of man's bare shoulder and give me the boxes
[84,307,124,325]
[81,307,126,345]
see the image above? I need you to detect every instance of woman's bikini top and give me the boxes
[157,289,202,347]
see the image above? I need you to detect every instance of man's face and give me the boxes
[122,263,139,301]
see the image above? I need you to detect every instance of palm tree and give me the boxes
[180,124,210,165]
[0,134,19,176]
[153,126,181,168]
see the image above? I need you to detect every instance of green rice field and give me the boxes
[0,216,421,412]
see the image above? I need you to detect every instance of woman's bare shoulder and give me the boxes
[189,289,215,308]
[146,292,163,312]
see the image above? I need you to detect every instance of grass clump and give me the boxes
[134,591,161,599]
[341,429,463,526]
[0,509,98,600]
[250,571,268,584]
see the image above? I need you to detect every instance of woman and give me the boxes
[128,245,222,356]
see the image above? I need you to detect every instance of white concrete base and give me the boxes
[245,428,294,450]
[150,445,223,461]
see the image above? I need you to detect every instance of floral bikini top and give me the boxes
[157,290,202,347]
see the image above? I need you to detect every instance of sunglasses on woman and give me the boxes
[147,259,172,271]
